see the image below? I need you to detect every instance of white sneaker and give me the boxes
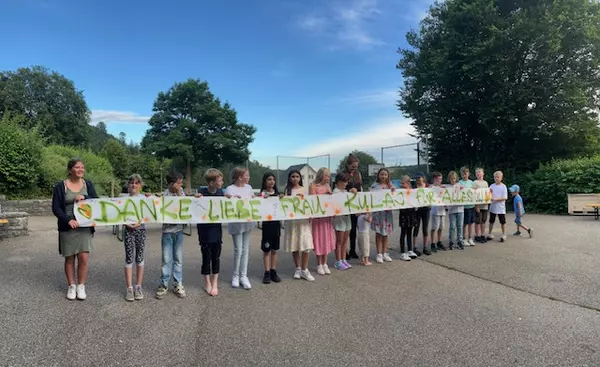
[400,253,411,261]
[323,264,331,275]
[316,264,325,275]
[468,238,475,246]
[407,251,417,259]
[293,268,302,279]
[66,284,76,300]
[487,233,495,239]
[240,276,252,290]
[383,253,393,262]
[76,284,86,300]
[301,269,315,281]
[376,254,384,263]
[501,234,507,242]
[232,275,240,288]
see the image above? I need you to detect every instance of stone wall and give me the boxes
[0,199,53,216]
[0,212,29,239]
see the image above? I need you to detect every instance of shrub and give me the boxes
[40,145,115,196]
[524,155,600,214]
[0,115,44,196]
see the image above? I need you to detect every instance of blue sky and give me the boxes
[1,0,434,169]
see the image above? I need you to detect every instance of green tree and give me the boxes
[0,114,43,196]
[142,79,256,191]
[101,138,130,182]
[397,0,600,172]
[0,66,92,147]
[337,150,378,187]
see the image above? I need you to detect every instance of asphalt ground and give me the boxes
[1,214,599,367]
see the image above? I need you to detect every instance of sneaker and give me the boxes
[232,275,240,288]
[457,241,465,250]
[528,228,533,238]
[270,269,282,283]
[66,284,76,300]
[414,249,423,257]
[301,269,315,281]
[263,271,271,284]
[400,253,411,261]
[376,254,384,263]
[469,238,475,246]
[423,248,432,256]
[240,277,252,290]
[437,241,446,251]
[482,236,488,243]
[500,235,507,242]
[383,253,393,262]
[487,233,494,240]
[342,260,352,269]
[125,287,134,302]
[316,264,325,275]
[448,241,455,250]
[334,261,343,270]
[174,284,186,298]
[407,251,418,259]
[322,264,331,275]
[134,286,144,300]
[155,285,168,299]
[513,231,521,236]
[293,268,302,279]
[76,284,86,300]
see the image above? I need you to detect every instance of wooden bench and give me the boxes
[0,219,8,225]
[585,204,600,220]
[568,194,600,218]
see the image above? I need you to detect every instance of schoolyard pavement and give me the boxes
[1,214,599,367]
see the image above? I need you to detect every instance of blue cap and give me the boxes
[509,184,520,193]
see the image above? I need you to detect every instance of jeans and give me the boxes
[232,231,251,278]
[160,231,184,287]
[449,212,464,244]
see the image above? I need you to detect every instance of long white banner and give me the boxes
[74,187,492,226]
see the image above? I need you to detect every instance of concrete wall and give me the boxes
[0,199,53,217]
[0,212,29,239]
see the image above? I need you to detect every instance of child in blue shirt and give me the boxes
[509,185,532,238]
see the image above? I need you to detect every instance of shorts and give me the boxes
[489,213,506,225]
[430,215,445,231]
[261,221,281,252]
[476,210,488,225]
[515,216,523,225]
[333,215,352,232]
[463,208,476,225]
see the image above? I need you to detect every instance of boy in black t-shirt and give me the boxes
[196,168,225,297]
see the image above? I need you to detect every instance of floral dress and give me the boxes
[370,183,394,236]
[283,187,314,252]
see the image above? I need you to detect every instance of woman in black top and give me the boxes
[343,154,362,259]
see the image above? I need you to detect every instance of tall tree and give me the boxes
[142,79,256,191]
[0,66,91,147]
[397,0,600,172]
[337,150,379,186]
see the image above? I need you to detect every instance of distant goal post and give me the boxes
[368,163,385,177]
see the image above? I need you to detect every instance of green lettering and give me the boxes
[292,197,305,215]
[235,199,250,219]
[160,197,178,220]
[208,199,221,221]
[343,192,361,212]
[223,201,236,219]
[178,198,192,221]
[249,199,262,220]
[441,189,452,204]
[93,200,123,224]
[140,199,157,221]
[123,198,141,221]
[279,198,293,215]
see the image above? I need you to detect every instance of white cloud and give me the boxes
[297,0,385,50]
[294,116,416,158]
[335,89,398,107]
[90,110,150,126]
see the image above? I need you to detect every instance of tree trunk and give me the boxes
[185,159,192,194]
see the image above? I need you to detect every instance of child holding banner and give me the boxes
[195,169,225,296]
[156,171,187,299]
[225,167,255,290]
[283,169,315,281]
[474,168,489,243]
[332,173,352,270]
[123,174,147,302]
[260,172,282,284]
[371,168,394,263]
[399,175,418,261]
[310,168,336,275]
[429,171,446,252]
[447,171,465,250]
[488,171,508,242]
[459,167,476,247]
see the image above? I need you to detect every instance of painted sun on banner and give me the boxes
[74,187,493,227]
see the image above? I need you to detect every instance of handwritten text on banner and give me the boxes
[74,187,493,227]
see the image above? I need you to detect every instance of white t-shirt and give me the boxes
[357,214,370,233]
[489,183,508,214]
[225,184,255,234]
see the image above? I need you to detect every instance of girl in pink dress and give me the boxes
[310,168,336,275]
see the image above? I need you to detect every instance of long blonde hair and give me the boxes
[314,167,330,185]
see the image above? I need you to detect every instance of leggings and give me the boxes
[200,242,221,275]
[414,208,430,236]
[400,226,413,253]
[349,214,358,253]
[124,228,146,267]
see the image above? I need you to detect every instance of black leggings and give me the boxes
[200,242,221,275]
[414,208,430,236]
[400,226,413,253]
[349,214,358,253]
